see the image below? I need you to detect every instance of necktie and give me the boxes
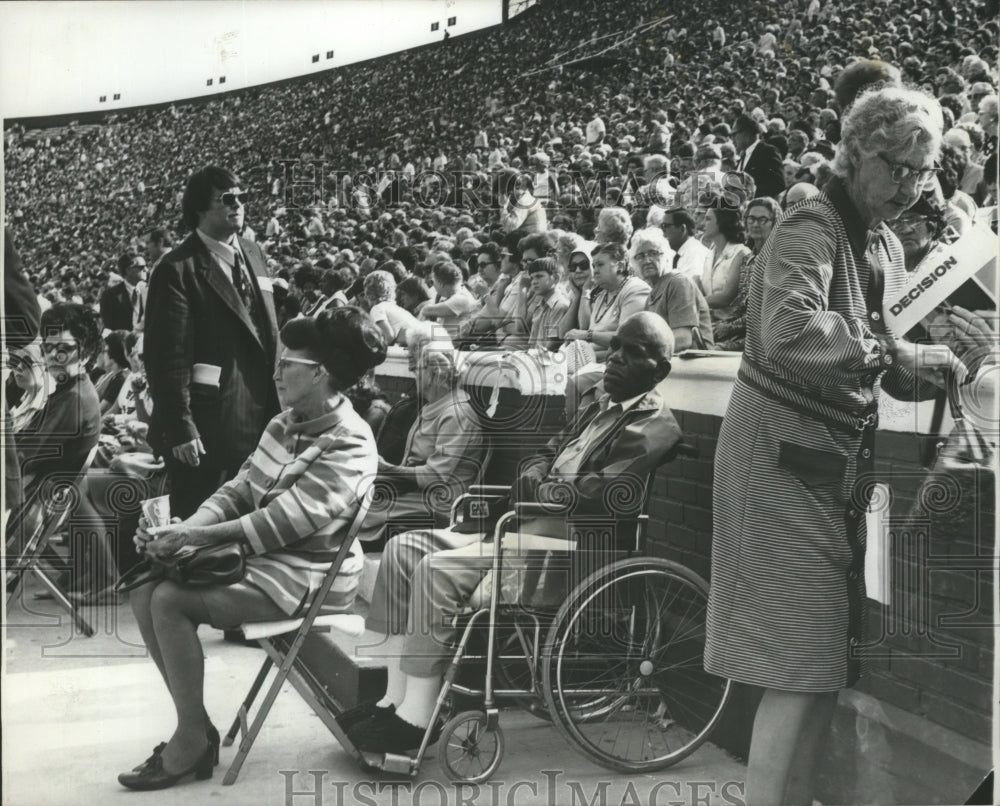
[232,251,261,337]
[672,252,681,270]
[131,288,144,325]
[232,252,254,313]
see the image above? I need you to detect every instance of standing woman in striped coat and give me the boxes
[704,87,965,806]
[118,308,386,791]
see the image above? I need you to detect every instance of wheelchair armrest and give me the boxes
[514,501,573,517]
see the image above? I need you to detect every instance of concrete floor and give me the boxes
[3,582,748,806]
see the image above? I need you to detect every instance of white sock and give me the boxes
[373,634,406,707]
[395,675,441,729]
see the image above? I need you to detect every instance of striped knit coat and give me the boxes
[704,177,931,692]
[197,395,376,616]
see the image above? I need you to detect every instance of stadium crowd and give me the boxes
[3,0,998,799]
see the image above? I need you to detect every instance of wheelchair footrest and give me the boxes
[360,751,417,776]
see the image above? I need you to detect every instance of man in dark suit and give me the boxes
[733,114,786,199]
[143,166,280,518]
[100,253,147,331]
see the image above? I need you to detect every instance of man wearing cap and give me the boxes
[143,165,279,518]
[100,253,147,331]
[345,312,682,754]
[732,114,785,198]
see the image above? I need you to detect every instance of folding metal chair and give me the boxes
[221,487,376,785]
[4,446,99,637]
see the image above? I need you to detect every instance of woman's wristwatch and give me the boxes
[585,330,593,342]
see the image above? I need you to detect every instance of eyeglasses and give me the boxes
[215,192,249,208]
[277,356,321,372]
[877,155,938,186]
[634,250,664,261]
[41,341,78,355]
[569,261,591,271]
[887,215,929,232]
[746,215,774,225]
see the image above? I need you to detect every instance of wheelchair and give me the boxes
[350,441,733,783]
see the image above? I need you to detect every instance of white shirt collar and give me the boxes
[196,228,239,266]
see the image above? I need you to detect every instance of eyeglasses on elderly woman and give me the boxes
[877,154,939,185]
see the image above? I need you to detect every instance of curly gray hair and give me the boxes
[831,86,943,179]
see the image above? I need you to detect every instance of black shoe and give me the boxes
[118,744,213,791]
[131,742,167,773]
[133,723,220,771]
[207,722,220,766]
[336,701,394,733]
[347,711,442,754]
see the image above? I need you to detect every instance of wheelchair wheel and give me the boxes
[494,626,551,721]
[541,557,731,773]
[439,711,505,784]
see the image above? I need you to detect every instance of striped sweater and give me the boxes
[196,394,376,616]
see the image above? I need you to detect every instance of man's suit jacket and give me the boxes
[742,140,786,199]
[142,232,280,467]
[100,283,139,331]
[521,380,682,519]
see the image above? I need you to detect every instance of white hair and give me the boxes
[832,86,944,178]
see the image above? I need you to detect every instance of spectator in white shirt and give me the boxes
[662,208,713,279]
[365,270,419,346]
[499,170,547,234]
[418,262,478,338]
[585,104,606,145]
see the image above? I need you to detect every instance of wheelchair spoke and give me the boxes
[542,559,732,773]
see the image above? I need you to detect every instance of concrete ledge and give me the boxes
[818,689,992,805]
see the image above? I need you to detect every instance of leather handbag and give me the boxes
[115,543,247,593]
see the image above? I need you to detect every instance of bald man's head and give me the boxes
[784,182,821,206]
[603,312,674,402]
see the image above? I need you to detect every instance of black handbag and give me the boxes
[114,543,247,593]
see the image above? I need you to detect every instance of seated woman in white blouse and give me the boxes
[698,199,752,343]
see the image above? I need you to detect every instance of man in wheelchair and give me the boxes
[342,312,682,754]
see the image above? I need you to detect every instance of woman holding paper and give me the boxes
[118,308,385,791]
[704,87,964,806]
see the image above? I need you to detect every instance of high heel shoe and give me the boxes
[134,723,220,770]
[118,744,213,791]
[207,722,220,766]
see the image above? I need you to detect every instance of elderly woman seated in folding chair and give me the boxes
[342,312,682,754]
[356,322,484,548]
[9,303,105,597]
[117,307,386,791]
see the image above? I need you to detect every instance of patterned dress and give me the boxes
[704,177,931,691]
[197,394,376,616]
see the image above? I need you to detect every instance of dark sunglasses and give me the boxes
[217,192,249,207]
[41,341,78,355]
[570,260,591,271]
